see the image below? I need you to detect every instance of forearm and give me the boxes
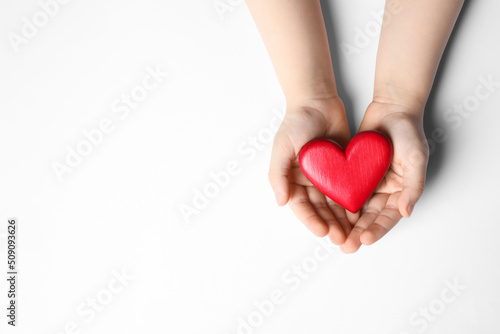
[245,0,337,106]
[373,0,464,113]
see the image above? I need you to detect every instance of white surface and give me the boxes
[1,0,500,333]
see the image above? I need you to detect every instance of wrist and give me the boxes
[362,100,424,130]
[373,82,427,116]
[284,77,339,107]
[286,95,345,120]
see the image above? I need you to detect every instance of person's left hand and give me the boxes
[340,101,429,253]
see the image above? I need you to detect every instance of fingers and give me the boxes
[345,210,360,226]
[326,197,353,237]
[268,132,295,206]
[288,185,329,237]
[341,193,389,253]
[289,164,314,186]
[307,188,347,245]
[360,192,403,245]
[398,149,428,217]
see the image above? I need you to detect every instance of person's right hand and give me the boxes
[269,97,356,245]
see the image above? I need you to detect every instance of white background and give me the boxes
[1,0,500,333]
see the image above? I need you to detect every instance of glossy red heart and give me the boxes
[298,131,393,213]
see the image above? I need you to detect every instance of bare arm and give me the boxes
[374,0,465,112]
[342,0,465,253]
[245,0,338,105]
[246,0,353,243]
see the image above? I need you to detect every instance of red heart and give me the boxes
[298,131,393,213]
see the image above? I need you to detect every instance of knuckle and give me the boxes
[351,225,365,235]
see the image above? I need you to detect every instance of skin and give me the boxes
[245,0,464,252]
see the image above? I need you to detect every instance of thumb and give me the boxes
[398,149,428,217]
[268,133,295,206]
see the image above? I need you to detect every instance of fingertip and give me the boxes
[407,202,415,216]
[400,209,410,218]
[329,232,346,246]
[398,195,411,218]
[313,224,329,238]
[360,231,376,245]
[339,246,349,254]
[398,202,413,218]
[339,243,359,254]
[274,188,289,206]
[339,236,361,253]
[274,191,284,206]
[271,178,289,206]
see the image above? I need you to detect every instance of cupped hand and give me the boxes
[269,97,357,244]
[341,101,429,253]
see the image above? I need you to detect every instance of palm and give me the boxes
[270,99,355,244]
[341,102,429,253]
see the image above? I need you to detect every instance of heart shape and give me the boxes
[298,131,393,213]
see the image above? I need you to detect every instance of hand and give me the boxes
[270,97,357,244]
[341,101,429,253]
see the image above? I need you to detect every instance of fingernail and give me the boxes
[407,202,415,216]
